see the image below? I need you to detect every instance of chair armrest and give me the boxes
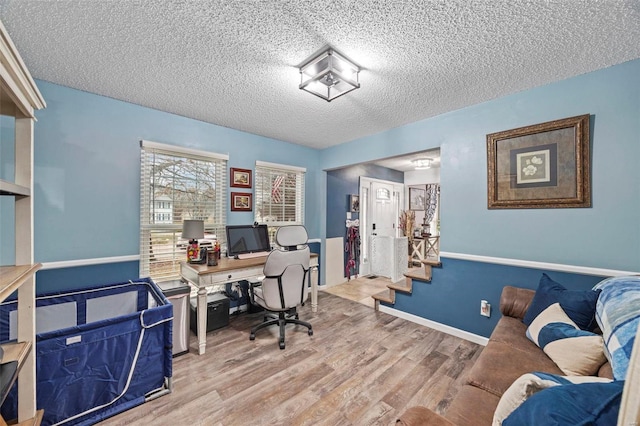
[248,279,262,304]
[500,285,535,319]
[397,407,454,426]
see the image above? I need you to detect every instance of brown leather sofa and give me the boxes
[397,285,613,425]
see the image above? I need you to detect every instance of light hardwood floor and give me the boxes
[100,276,482,425]
[323,274,392,308]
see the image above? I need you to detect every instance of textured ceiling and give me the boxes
[1,1,639,150]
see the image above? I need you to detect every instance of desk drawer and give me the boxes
[204,267,262,286]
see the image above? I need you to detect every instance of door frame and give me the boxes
[358,176,404,276]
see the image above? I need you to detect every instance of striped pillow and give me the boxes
[526,302,606,375]
[593,276,640,380]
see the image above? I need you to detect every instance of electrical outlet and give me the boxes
[481,300,491,317]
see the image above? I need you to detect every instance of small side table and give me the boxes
[424,235,440,259]
[410,238,425,265]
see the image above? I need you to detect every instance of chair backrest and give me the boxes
[260,225,310,310]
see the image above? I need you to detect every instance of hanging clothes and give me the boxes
[345,225,361,280]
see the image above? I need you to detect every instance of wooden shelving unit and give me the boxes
[0,16,46,426]
[0,265,41,302]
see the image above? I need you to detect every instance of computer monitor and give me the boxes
[225,224,271,257]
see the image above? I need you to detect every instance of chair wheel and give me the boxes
[250,333,255,341]
[308,329,313,336]
[279,341,285,350]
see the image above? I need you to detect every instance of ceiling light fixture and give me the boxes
[412,158,432,170]
[299,48,360,102]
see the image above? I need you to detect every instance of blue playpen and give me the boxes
[0,278,173,425]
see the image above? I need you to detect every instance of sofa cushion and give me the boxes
[503,380,624,426]
[526,303,606,375]
[445,384,500,426]
[490,316,540,353]
[594,275,640,380]
[492,372,612,425]
[523,273,600,331]
[466,339,563,397]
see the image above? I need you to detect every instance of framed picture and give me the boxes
[230,168,252,188]
[409,187,426,211]
[486,114,590,209]
[231,192,252,211]
[349,194,360,212]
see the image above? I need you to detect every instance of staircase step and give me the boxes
[388,280,412,294]
[404,268,433,283]
[371,290,394,304]
[372,290,395,312]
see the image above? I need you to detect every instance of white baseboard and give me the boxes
[379,305,489,346]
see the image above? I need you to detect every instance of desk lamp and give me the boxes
[182,219,204,262]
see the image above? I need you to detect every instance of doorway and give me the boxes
[358,177,404,277]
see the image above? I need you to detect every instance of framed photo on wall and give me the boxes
[349,194,360,212]
[409,187,426,211]
[230,168,252,188]
[231,192,252,211]
[486,114,591,209]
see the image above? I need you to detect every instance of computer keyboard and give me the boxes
[237,251,270,260]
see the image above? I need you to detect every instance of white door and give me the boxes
[371,181,396,237]
[359,178,402,276]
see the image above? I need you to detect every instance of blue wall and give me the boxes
[36,261,140,294]
[0,116,16,265]
[321,59,640,272]
[326,164,403,238]
[29,80,320,266]
[2,59,638,339]
[321,59,639,338]
[390,258,607,338]
[326,163,403,279]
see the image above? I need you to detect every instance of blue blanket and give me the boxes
[593,275,640,380]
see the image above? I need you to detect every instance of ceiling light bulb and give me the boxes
[413,158,432,170]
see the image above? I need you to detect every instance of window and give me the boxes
[254,161,305,242]
[140,140,228,281]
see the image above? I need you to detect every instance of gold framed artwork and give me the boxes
[230,168,252,188]
[486,114,591,209]
[230,192,252,211]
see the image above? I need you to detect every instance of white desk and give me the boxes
[180,254,319,355]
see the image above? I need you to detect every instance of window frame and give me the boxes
[139,140,228,281]
[254,161,306,241]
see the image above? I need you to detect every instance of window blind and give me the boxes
[254,162,305,235]
[140,141,227,281]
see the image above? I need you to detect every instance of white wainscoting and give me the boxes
[41,255,140,270]
[325,237,347,287]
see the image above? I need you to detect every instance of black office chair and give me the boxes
[249,225,313,349]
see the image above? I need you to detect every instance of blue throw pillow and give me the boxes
[503,380,624,425]
[493,372,612,425]
[523,273,601,330]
